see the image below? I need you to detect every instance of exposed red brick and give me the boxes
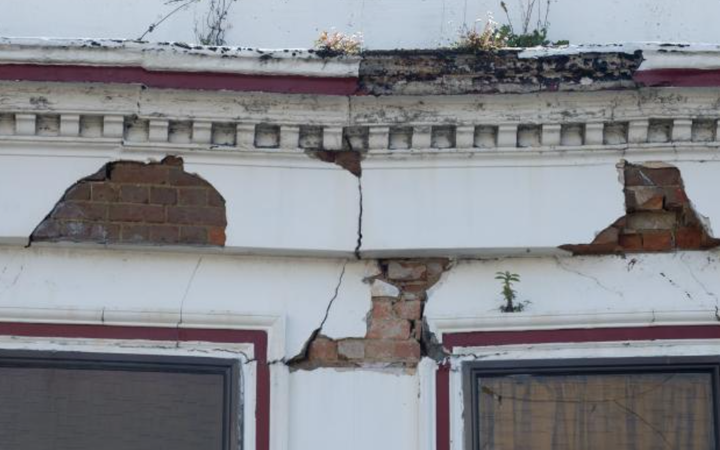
[119,185,149,204]
[289,258,450,370]
[149,187,177,205]
[618,233,643,251]
[371,299,394,320]
[625,166,681,187]
[368,319,411,340]
[208,190,225,207]
[563,163,718,255]
[65,184,91,201]
[149,225,180,244]
[121,224,150,242]
[676,227,704,249]
[394,300,422,320]
[91,183,119,202]
[641,231,673,252]
[169,169,210,187]
[592,227,619,245]
[54,202,107,222]
[308,337,338,362]
[109,204,165,223]
[167,206,226,226]
[365,340,421,361]
[179,226,207,244]
[32,157,227,247]
[111,164,169,185]
[178,188,208,206]
[387,261,427,281]
[207,227,226,246]
[60,222,120,242]
[337,340,365,360]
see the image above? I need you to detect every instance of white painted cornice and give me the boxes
[0,37,360,78]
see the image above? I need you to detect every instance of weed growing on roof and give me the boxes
[314,30,363,56]
[454,13,508,51]
[499,0,568,47]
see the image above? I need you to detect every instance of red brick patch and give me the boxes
[32,156,227,246]
[562,163,719,255]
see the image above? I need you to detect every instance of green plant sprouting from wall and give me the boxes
[496,271,529,313]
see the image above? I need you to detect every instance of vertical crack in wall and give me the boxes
[176,256,203,335]
[287,260,348,368]
[291,259,453,371]
[354,176,363,259]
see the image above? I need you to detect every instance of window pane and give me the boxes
[477,372,715,450]
[0,366,226,450]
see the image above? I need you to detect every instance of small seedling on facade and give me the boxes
[496,271,529,313]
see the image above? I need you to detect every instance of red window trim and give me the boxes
[436,325,720,450]
[0,322,270,450]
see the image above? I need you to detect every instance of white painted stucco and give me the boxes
[289,369,418,450]
[425,251,720,336]
[2,0,720,49]
[361,162,624,256]
[0,246,373,358]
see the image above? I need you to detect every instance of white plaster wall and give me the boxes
[674,160,720,237]
[0,246,373,358]
[0,154,112,245]
[0,0,718,49]
[425,251,720,335]
[289,369,418,450]
[361,162,624,256]
[0,151,360,256]
[186,162,359,255]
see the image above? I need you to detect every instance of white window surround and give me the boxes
[420,339,720,450]
[0,335,255,449]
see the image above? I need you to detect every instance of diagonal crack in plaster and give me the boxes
[287,259,348,366]
[355,176,363,259]
[176,256,203,339]
[553,256,626,301]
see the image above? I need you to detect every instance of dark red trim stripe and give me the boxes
[443,325,720,351]
[436,363,451,450]
[0,64,358,95]
[635,68,720,87]
[0,322,270,450]
[436,325,720,450]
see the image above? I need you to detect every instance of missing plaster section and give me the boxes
[561,161,720,255]
[291,258,452,371]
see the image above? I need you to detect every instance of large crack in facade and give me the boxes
[289,258,451,371]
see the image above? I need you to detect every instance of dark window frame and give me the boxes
[0,349,241,450]
[463,356,720,450]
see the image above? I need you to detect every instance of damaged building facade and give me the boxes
[3,36,720,450]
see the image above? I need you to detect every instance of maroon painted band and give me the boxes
[0,64,358,95]
[634,68,720,87]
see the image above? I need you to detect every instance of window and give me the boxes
[0,350,240,450]
[464,357,719,450]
